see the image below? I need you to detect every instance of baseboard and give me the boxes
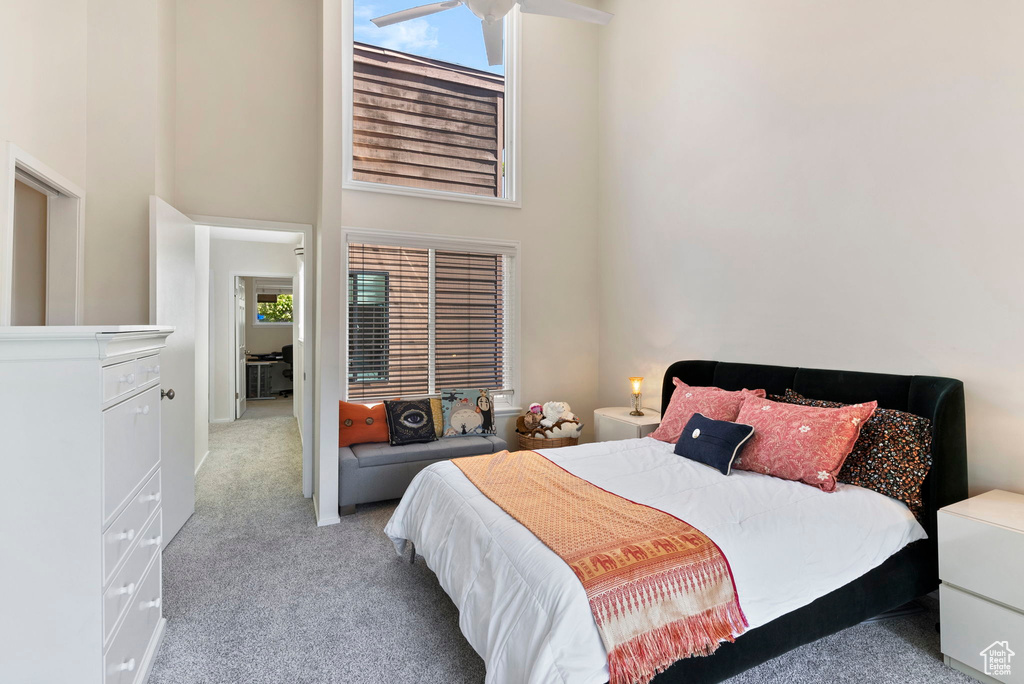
[209,418,232,424]
[313,493,341,526]
[195,450,210,475]
[296,415,304,444]
[944,655,1001,684]
[137,616,166,684]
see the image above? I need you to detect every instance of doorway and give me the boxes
[2,144,85,325]
[199,219,314,499]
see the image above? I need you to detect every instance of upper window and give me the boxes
[345,233,517,405]
[344,0,519,205]
[253,278,294,326]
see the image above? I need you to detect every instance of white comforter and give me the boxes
[384,437,927,684]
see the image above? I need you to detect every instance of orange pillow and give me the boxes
[339,401,388,447]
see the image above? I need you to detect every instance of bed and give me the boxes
[385,360,968,683]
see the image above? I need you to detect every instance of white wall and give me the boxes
[0,0,88,321]
[340,9,603,448]
[85,0,177,324]
[243,277,294,353]
[209,238,298,421]
[597,0,1024,495]
[175,0,319,224]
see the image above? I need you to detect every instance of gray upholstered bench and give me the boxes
[339,435,508,515]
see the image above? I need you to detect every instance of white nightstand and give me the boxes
[938,490,1024,684]
[594,407,661,442]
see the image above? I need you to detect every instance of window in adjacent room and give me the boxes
[253,278,294,326]
[343,0,520,205]
[346,235,517,407]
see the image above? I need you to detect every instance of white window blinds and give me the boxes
[347,241,512,402]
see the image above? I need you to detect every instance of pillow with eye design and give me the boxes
[674,413,755,476]
[383,399,438,446]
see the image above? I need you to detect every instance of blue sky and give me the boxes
[354,0,504,75]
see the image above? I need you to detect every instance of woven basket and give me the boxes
[517,434,579,450]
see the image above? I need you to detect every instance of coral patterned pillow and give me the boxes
[779,390,933,515]
[648,378,766,444]
[733,395,877,492]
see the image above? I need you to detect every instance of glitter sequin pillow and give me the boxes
[778,390,933,514]
[733,395,877,492]
[648,378,766,444]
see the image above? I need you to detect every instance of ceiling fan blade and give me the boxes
[371,0,463,28]
[517,0,613,25]
[481,18,504,66]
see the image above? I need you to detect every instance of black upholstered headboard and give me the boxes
[661,361,968,542]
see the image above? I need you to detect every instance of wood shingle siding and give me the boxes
[353,43,505,198]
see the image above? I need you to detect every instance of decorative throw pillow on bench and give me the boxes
[776,390,933,514]
[338,401,388,448]
[674,413,755,476]
[733,394,877,492]
[383,399,438,446]
[440,388,498,437]
[649,378,766,444]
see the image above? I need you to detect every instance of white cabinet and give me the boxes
[594,407,662,442]
[939,490,1024,684]
[0,326,173,684]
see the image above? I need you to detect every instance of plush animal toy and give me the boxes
[540,401,576,428]
[528,403,543,414]
[546,419,584,439]
[516,412,545,436]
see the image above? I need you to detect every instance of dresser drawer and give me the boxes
[135,354,161,389]
[939,511,1024,608]
[104,558,162,684]
[102,360,137,404]
[103,387,161,524]
[104,511,162,644]
[940,584,1023,683]
[104,470,161,583]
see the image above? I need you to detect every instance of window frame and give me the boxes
[340,0,523,208]
[252,280,295,328]
[342,227,521,414]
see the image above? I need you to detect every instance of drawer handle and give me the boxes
[118,373,135,385]
[141,597,162,610]
[113,582,136,597]
[140,491,161,503]
[141,535,162,548]
[146,365,160,375]
[135,405,150,416]
[117,658,136,673]
[114,529,136,542]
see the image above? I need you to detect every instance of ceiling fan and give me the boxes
[371,0,613,66]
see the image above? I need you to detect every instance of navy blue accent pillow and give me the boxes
[383,399,437,446]
[674,412,754,476]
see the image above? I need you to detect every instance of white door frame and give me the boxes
[192,214,315,499]
[1,143,85,326]
[234,276,247,419]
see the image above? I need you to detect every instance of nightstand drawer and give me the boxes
[939,511,1024,608]
[940,584,1023,683]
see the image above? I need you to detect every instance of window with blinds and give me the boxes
[347,241,512,402]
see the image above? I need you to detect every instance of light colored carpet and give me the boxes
[149,404,972,684]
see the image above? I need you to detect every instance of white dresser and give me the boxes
[0,326,173,684]
[938,490,1024,684]
[594,407,662,442]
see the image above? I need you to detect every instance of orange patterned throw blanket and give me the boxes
[454,450,747,684]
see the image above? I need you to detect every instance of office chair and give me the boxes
[281,344,294,397]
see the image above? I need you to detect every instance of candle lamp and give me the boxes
[629,377,644,416]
